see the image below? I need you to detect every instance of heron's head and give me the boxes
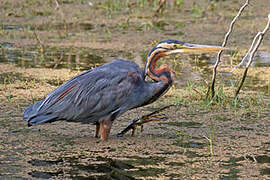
[144,40,226,80]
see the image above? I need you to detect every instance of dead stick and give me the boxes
[235,14,270,98]
[54,0,60,10]
[210,0,249,99]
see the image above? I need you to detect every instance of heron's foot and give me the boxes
[130,113,167,136]
[117,110,170,137]
[117,104,177,137]
[130,124,145,136]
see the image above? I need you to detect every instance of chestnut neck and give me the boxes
[144,48,174,84]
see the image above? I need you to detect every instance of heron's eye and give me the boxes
[173,44,178,49]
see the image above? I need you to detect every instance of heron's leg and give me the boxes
[94,123,100,138]
[100,118,113,140]
[117,104,177,137]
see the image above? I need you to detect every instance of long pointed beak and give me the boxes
[168,43,227,54]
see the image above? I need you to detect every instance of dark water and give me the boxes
[220,153,270,179]
[0,43,133,70]
[13,153,167,179]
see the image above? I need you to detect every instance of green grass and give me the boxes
[175,0,185,9]
[173,80,269,114]
[191,2,203,18]
[209,124,216,157]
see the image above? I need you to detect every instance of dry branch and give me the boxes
[54,0,68,36]
[234,14,270,98]
[209,0,249,99]
[55,0,60,10]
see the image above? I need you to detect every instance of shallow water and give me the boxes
[1,45,269,95]
[0,45,116,70]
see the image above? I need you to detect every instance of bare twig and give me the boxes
[209,0,249,99]
[54,0,68,36]
[233,15,270,69]
[53,51,64,69]
[193,88,203,99]
[252,155,258,163]
[235,14,270,98]
[55,0,60,10]
[155,0,167,14]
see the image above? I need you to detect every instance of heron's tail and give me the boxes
[27,114,57,126]
[23,100,57,126]
[23,100,43,120]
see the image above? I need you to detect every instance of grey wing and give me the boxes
[32,60,143,123]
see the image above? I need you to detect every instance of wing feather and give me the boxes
[31,60,143,123]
